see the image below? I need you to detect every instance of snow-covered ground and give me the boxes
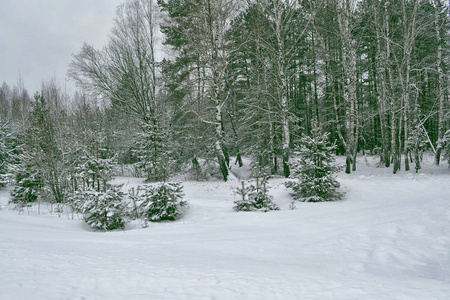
[1,154,449,300]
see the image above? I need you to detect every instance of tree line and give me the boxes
[1,0,449,196]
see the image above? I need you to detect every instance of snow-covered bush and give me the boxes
[286,123,343,202]
[137,181,187,222]
[234,177,279,212]
[76,186,127,230]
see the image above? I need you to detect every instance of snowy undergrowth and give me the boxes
[0,154,449,300]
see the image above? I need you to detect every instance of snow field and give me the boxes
[0,155,449,299]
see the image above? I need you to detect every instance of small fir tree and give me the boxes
[76,185,127,230]
[233,176,279,212]
[233,181,256,211]
[286,123,343,202]
[138,181,187,222]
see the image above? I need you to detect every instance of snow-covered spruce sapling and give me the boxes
[127,186,141,221]
[127,185,152,227]
[233,181,256,211]
[138,181,188,222]
[286,123,343,202]
[77,185,128,230]
[233,177,279,212]
[251,176,279,211]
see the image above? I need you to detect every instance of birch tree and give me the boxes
[253,0,310,177]
[433,0,448,165]
[159,0,240,181]
[337,0,358,173]
[69,0,169,180]
[399,0,419,171]
[69,0,159,125]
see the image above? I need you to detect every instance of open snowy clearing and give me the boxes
[0,154,449,300]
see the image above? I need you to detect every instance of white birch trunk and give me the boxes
[337,0,357,174]
[375,1,389,166]
[206,0,231,181]
[382,2,399,173]
[402,0,419,172]
[274,5,291,178]
[434,0,445,165]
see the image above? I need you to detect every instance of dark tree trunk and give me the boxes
[346,155,352,174]
[192,157,201,180]
[283,151,290,178]
[217,155,229,181]
[235,153,243,168]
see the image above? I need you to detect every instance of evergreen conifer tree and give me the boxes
[138,181,187,222]
[133,119,174,182]
[75,152,116,193]
[0,121,17,187]
[233,174,279,212]
[286,122,343,202]
[76,185,127,231]
[10,152,42,208]
[24,93,67,204]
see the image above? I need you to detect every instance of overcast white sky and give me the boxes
[0,0,124,95]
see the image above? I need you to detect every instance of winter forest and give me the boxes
[1,0,450,191]
[1,0,450,299]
